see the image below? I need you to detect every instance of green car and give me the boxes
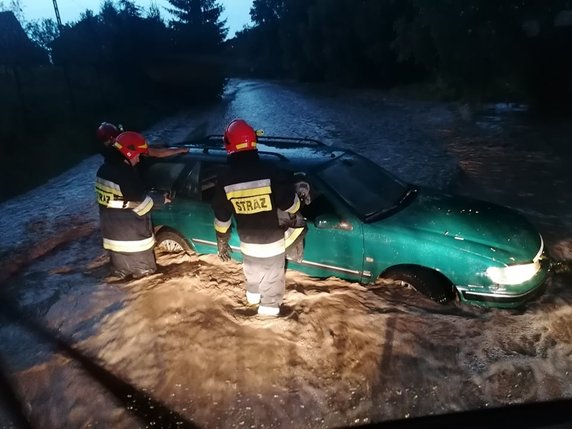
[140,136,549,308]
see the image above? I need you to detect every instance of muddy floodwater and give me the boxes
[0,79,571,428]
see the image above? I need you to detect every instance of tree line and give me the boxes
[23,0,227,99]
[0,0,228,202]
[1,0,571,201]
[232,0,572,109]
[6,0,572,110]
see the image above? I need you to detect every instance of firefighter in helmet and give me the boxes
[95,131,157,279]
[212,119,305,316]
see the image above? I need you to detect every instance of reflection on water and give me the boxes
[443,102,572,260]
[475,103,529,131]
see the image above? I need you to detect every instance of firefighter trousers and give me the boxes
[109,248,157,278]
[242,252,285,308]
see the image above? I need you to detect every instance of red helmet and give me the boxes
[113,131,149,160]
[223,119,258,154]
[96,122,120,143]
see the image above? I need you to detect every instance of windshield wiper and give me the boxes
[398,186,418,205]
[364,186,418,223]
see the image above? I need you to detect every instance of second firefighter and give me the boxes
[95,131,157,280]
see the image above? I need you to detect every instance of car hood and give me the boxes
[376,187,542,264]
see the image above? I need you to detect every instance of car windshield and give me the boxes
[316,153,411,220]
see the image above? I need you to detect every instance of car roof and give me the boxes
[175,135,346,171]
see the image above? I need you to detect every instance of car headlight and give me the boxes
[486,261,541,285]
[487,234,544,285]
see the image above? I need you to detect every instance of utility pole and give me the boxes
[52,0,63,29]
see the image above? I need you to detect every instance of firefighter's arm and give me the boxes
[275,170,308,214]
[277,181,308,262]
[119,170,154,216]
[275,176,300,215]
[148,147,189,158]
[212,182,233,262]
[214,227,231,262]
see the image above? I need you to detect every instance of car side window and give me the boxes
[200,162,229,202]
[141,160,186,192]
[300,182,352,230]
[301,192,337,221]
[177,163,200,199]
[296,178,331,218]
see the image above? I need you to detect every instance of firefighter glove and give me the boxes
[295,181,311,206]
[216,231,231,262]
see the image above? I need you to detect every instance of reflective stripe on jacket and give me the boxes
[96,177,154,216]
[240,238,285,258]
[212,151,298,257]
[284,226,305,248]
[96,159,154,252]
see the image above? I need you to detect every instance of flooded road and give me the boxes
[0,79,571,428]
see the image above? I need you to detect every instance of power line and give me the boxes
[52,0,62,28]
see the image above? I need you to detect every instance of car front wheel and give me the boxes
[381,266,456,304]
[156,229,194,254]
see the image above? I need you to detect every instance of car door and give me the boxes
[170,160,241,257]
[287,177,365,282]
[140,158,189,227]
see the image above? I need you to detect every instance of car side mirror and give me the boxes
[314,213,352,230]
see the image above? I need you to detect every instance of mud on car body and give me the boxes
[140,136,550,309]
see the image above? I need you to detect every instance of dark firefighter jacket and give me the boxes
[212,151,303,258]
[95,157,155,253]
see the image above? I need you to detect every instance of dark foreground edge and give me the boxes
[356,398,572,429]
